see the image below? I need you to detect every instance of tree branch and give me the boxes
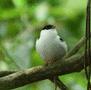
[0,51,90,90]
[65,32,91,58]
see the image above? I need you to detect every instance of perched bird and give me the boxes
[36,25,68,90]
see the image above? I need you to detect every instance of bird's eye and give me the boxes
[60,38,64,41]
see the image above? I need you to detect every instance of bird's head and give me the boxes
[42,25,55,30]
[40,25,57,37]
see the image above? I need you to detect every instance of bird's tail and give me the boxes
[50,76,68,90]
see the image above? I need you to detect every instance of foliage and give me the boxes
[0,0,87,90]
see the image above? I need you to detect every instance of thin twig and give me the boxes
[65,32,91,58]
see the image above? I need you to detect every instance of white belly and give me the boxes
[36,35,66,63]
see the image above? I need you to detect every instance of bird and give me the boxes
[36,25,68,90]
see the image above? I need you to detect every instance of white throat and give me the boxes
[40,29,57,39]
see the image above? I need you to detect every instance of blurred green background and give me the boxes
[0,0,88,90]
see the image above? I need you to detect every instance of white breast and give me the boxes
[36,29,67,63]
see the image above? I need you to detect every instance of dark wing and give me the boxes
[59,37,64,42]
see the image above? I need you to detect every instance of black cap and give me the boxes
[42,25,55,30]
